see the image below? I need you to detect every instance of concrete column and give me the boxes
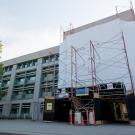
[3,65,17,117]
[18,103,22,117]
[2,103,11,117]
[7,65,17,101]
[31,102,40,121]
[39,102,44,121]
[32,58,42,120]
[33,58,42,101]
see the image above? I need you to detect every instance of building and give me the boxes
[0,46,59,120]
[1,9,135,124]
[57,9,135,124]
[59,9,135,90]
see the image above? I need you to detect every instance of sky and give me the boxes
[0,0,135,61]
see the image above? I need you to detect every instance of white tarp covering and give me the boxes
[58,10,135,90]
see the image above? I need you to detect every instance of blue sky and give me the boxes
[0,0,135,61]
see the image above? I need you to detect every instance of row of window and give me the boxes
[3,66,13,72]
[43,54,59,63]
[17,59,37,69]
[16,69,36,78]
[3,54,59,73]
[0,64,59,101]
[15,76,36,86]
[12,89,34,100]
[1,76,36,88]
[1,80,10,87]
[0,102,44,118]
[0,84,58,101]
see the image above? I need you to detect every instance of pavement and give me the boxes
[0,120,135,135]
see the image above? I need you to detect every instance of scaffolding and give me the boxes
[68,30,134,116]
[57,4,135,125]
[43,52,59,98]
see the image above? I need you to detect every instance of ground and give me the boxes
[0,120,135,135]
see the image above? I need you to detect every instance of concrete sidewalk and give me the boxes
[0,133,26,135]
[0,120,135,135]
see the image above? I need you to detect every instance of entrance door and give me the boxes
[55,99,71,122]
[114,103,121,120]
[114,102,128,121]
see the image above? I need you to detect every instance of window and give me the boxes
[44,87,53,96]
[0,105,3,115]
[39,88,45,98]
[10,104,19,114]
[21,64,24,68]
[40,102,44,112]
[17,59,37,69]
[20,78,25,83]
[26,76,35,84]
[15,78,25,85]
[43,56,49,63]
[4,65,12,72]
[46,73,54,81]
[21,103,30,115]
[50,55,55,62]
[43,55,58,64]
[55,71,58,79]
[12,91,22,100]
[30,76,35,81]
[23,89,34,99]
[25,64,28,68]
[26,69,36,75]
[42,73,47,82]
[55,55,59,61]
[16,72,25,77]
[2,80,10,87]
[24,89,34,95]
[33,60,37,66]
[7,80,10,86]
[2,75,11,80]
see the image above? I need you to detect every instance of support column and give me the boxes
[3,65,17,117]
[18,103,22,117]
[3,104,11,118]
[31,102,40,121]
[32,58,42,120]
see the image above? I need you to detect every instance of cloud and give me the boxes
[0,28,60,61]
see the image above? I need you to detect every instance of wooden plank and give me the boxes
[94,93,99,98]
[96,120,109,125]
[129,120,135,125]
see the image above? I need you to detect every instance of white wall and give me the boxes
[58,15,135,90]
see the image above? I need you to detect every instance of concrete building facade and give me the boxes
[1,9,135,122]
[0,46,59,120]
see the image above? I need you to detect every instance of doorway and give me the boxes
[94,99,128,123]
[55,99,71,122]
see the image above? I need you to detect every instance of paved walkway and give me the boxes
[0,120,135,135]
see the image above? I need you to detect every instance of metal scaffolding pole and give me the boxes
[121,31,135,95]
[89,40,97,92]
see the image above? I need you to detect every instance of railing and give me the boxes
[9,113,20,119]
[23,94,33,99]
[1,95,7,101]
[12,94,22,100]
[14,82,24,86]
[20,114,31,119]
[39,92,45,98]
[25,80,35,84]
